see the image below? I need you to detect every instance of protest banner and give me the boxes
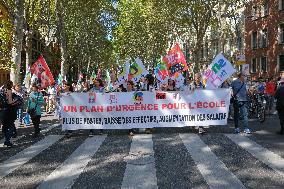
[31,55,55,89]
[60,89,230,130]
[204,53,236,90]
[163,43,188,76]
[128,58,149,83]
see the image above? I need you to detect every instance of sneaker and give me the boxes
[89,130,95,137]
[145,128,152,134]
[234,128,240,134]
[129,131,135,136]
[66,131,73,138]
[4,141,13,147]
[276,129,284,135]
[12,131,17,138]
[244,128,252,134]
[98,130,103,135]
[198,127,206,134]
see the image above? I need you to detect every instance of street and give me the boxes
[0,113,283,189]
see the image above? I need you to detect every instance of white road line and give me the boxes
[0,135,63,179]
[180,134,246,189]
[37,135,107,189]
[0,123,60,147]
[226,134,284,178]
[121,134,157,189]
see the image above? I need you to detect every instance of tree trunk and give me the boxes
[25,31,32,88]
[56,0,67,78]
[10,0,24,84]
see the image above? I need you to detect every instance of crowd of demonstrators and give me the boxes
[1,69,283,148]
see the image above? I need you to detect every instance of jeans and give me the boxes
[233,100,249,129]
[2,116,15,143]
[265,95,274,112]
[31,115,41,134]
[17,108,23,124]
[278,109,284,131]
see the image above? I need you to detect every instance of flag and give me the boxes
[77,72,84,84]
[236,54,246,66]
[24,66,31,89]
[242,64,250,76]
[31,74,38,84]
[117,60,130,85]
[57,74,63,87]
[171,72,185,89]
[204,53,236,89]
[154,58,169,84]
[105,69,113,91]
[31,55,55,89]
[97,68,101,80]
[90,71,97,81]
[105,69,110,84]
[163,43,188,76]
[128,58,149,83]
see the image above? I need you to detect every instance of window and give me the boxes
[260,28,268,48]
[260,57,267,72]
[251,58,257,73]
[279,0,284,10]
[261,1,269,16]
[251,31,258,49]
[252,6,258,19]
[279,55,284,71]
[279,23,284,44]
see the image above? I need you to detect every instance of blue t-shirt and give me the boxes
[231,79,248,101]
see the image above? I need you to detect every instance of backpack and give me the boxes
[0,90,8,110]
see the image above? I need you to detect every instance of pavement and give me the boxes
[0,112,283,189]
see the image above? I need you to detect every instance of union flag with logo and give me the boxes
[162,43,188,76]
[31,55,55,89]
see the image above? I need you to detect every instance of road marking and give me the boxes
[0,123,60,147]
[180,134,246,189]
[0,135,63,179]
[37,135,106,189]
[226,134,284,178]
[121,134,157,189]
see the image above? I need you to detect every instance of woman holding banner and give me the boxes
[126,80,136,136]
[89,78,104,136]
[191,73,206,134]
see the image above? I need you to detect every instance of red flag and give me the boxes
[31,55,55,89]
[162,43,188,76]
[97,68,101,80]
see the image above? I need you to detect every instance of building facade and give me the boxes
[245,0,284,80]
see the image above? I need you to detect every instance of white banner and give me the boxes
[205,53,236,89]
[60,89,230,130]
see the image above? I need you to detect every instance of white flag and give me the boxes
[205,53,236,89]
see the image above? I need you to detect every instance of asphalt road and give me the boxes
[0,113,283,189]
